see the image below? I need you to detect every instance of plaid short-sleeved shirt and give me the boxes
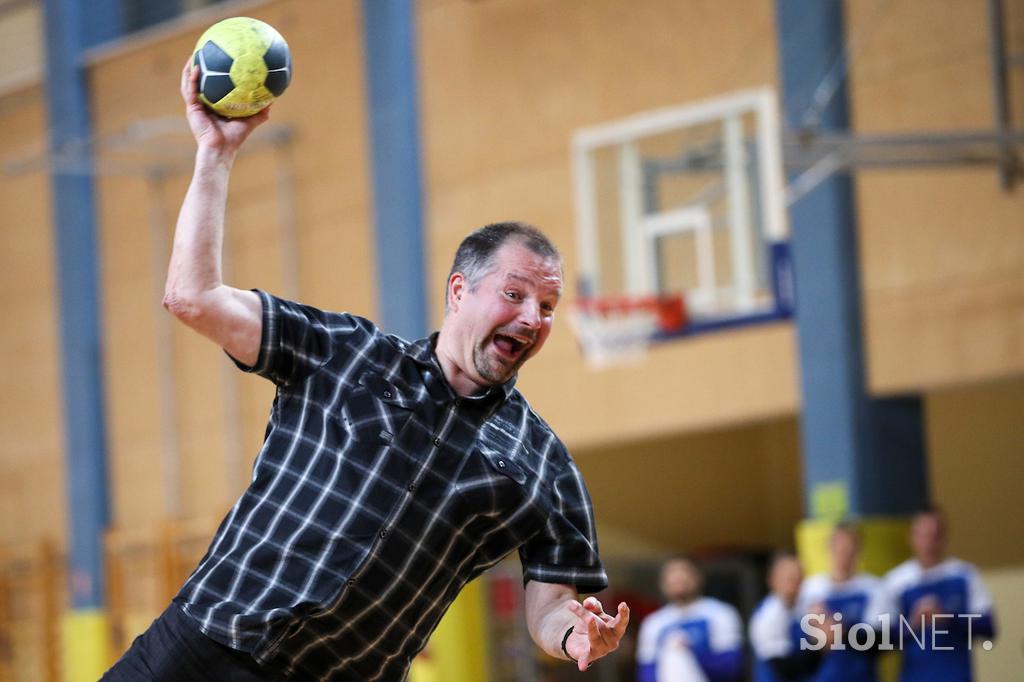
[175,291,607,680]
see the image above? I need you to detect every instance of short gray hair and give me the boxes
[445,222,561,310]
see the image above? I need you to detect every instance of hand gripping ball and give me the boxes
[192,17,292,118]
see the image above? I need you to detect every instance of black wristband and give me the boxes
[561,625,577,663]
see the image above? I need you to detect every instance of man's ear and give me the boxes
[448,273,465,312]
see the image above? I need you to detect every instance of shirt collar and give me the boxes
[408,333,518,402]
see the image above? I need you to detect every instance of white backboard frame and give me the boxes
[571,87,789,321]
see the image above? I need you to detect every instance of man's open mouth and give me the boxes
[492,333,531,361]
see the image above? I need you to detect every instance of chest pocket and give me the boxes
[455,444,542,526]
[480,446,528,485]
[337,371,417,446]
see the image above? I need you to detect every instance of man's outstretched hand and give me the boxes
[180,59,270,156]
[564,597,630,671]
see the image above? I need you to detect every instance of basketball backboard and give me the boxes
[571,87,793,348]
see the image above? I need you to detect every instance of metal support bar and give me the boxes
[782,129,1024,201]
[987,0,1018,189]
[785,130,1024,169]
[595,127,1024,214]
[3,120,295,178]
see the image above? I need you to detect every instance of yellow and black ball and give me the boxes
[192,17,291,118]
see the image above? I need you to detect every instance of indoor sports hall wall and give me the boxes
[0,0,42,90]
[0,81,65,550]
[577,417,805,554]
[0,79,69,681]
[923,376,1024,681]
[845,0,1024,393]
[925,377,1024,568]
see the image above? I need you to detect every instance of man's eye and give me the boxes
[505,291,520,300]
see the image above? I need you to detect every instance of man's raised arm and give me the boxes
[162,60,267,367]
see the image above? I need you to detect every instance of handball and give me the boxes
[192,17,291,118]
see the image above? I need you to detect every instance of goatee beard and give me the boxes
[473,339,525,385]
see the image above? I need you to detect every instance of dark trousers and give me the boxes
[101,602,279,681]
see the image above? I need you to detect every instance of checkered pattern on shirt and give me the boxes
[176,291,607,681]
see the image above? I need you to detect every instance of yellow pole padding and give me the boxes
[795,516,911,577]
[796,518,835,577]
[411,579,489,682]
[857,517,912,576]
[61,608,111,682]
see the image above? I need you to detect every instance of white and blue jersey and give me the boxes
[884,558,995,682]
[749,594,816,682]
[636,597,744,682]
[797,573,891,682]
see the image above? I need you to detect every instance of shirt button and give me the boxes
[383,390,392,399]
[407,483,417,493]
[433,437,442,447]
[497,460,506,468]
[379,529,389,539]
[346,578,356,587]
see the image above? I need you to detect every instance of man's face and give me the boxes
[911,514,945,563]
[660,559,702,603]
[769,556,803,604]
[829,529,859,575]
[448,240,562,388]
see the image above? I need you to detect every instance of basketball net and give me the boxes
[570,294,686,368]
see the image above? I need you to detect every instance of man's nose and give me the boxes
[517,300,542,329]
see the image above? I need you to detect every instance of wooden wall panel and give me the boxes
[977,567,1024,679]
[578,417,804,553]
[89,0,375,528]
[418,0,798,447]
[858,170,1024,392]
[0,85,67,549]
[925,376,1024,569]
[0,3,43,90]
[96,172,168,527]
[847,0,1024,392]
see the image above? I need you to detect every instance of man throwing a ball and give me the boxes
[102,61,628,680]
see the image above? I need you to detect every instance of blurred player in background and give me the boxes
[749,551,821,682]
[102,60,629,680]
[884,508,996,682]
[636,556,744,682]
[797,523,891,682]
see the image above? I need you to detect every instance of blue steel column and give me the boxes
[44,0,120,612]
[775,0,928,526]
[361,0,428,339]
[44,0,122,675]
